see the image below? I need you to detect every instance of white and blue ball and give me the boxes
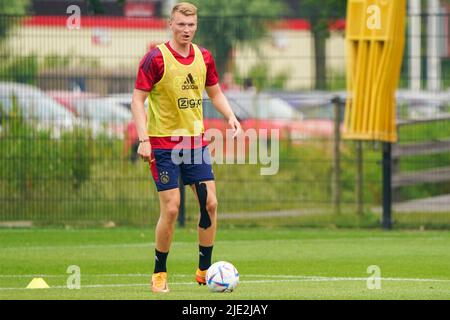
[206,261,239,292]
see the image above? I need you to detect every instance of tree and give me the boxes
[0,0,29,42]
[0,0,36,84]
[298,0,346,90]
[189,0,286,77]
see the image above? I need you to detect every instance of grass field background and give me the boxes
[1,227,450,300]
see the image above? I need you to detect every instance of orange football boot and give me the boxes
[151,272,169,293]
[195,268,207,286]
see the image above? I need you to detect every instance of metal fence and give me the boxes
[0,13,449,229]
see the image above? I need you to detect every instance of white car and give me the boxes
[396,90,450,120]
[72,98,132,138]
[0,82,78,136]
[225,91,304,120]
[106,93,149,110]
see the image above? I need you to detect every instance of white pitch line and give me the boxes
[235,274,450,283]
[0,281,193,291]
[0,274,152,278]
[1,273,450,283]
[0,243,156,250]
[6,237,434,250]
[1,274,450,291]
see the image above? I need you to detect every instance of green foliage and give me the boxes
[60,128,94,189]
[442,58,450,90]
[297,0,347,89]
[0,99,59,197]
[236,62,290,91]
[189,0,286,76]
[327,70,346,90]
[399,119,450,144]
[0,100,95,199]
[0,0,30,41]
[0,0,29,15]
[0,55,38,85]
[87,0,105,15]
[0,54,101,86]
[1,110,449,226]
[397,119,450,201]
[298,0,346,34]
[245,63,269,91]
[42,55,72,69]
[42,55,101,70]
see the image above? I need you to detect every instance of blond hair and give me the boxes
[171,2,198,19]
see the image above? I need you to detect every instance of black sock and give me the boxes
[199,245,213,271]
[154,249,168,273]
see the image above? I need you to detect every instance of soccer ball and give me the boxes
[206,261,239,292]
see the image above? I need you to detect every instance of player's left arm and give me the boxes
[205,84,241,138]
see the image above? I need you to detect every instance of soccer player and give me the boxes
[131,2,241,293]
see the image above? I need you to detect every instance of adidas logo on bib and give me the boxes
[182,73,199,90]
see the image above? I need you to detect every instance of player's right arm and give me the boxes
[131,48,163,162]
[131,89,151,162]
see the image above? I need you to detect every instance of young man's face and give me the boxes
[170,12,197,46]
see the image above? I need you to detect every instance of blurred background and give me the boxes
[0,0,449,229]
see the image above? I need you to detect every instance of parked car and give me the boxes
[203,91,338,141]
[0,82,77,136]
[71,97,132,138]
[396,90,450,120]
[105,93,132,110]
[47,90,100,116]
[48,91,134,138]
[106,93,149,110]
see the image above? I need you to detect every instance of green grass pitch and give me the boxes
[1,227,450,300]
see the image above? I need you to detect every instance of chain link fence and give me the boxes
[0,12,449,228]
